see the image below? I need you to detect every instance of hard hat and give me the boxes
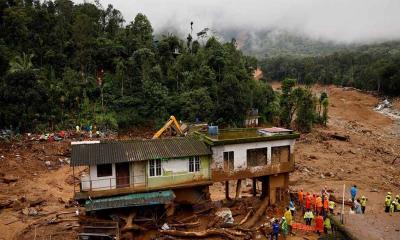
[396,195,399,198]
[362,196,366,199]
[388,192,392,195]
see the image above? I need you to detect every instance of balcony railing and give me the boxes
[76,171,210,193]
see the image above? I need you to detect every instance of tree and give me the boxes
[295,88,316,132]
[9,53,34,73]
[279,78,296,128]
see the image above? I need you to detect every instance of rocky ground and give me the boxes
[290,85,400,240]
[0,85,399,239]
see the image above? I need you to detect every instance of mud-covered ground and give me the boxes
[0,85,399,240]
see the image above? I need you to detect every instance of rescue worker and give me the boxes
[396,195,400,212]
[289,200,295,216]
[272,218,280,240]
[305,192,312,210]
[284,207,292,234]
[390,200,396,213]
[315,215,324,235]
[350,185,358,202]
[323,216,332,235]
[316,195,323,215]
[281,217,289,239]
[323,196,329,216]
[329,199,335,214]
[304,208,314,226]
[311,193,317,213]
[298,189,304,208]
[385,193,392,212]
[354,199,362,214]
[360,196,368,214]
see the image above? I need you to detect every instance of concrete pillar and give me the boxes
[260,176,270,200]
[252,178,257,196]
[235,179,242,199]
[225,181,230,200]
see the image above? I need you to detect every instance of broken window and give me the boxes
[189,156,200,172]
[223,151,234,171]
[97,164,112,177]
[247,148,268,167]
[271,146,290,164]
[149,159,162,177]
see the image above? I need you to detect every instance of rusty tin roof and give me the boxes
[71,137,211,166]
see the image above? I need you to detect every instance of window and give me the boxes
[189,156,200,172]
[271,146,290,163]
[97,164,112,177]
[247,148,268,167]
[149,159,162,177]
[223,151,234,171]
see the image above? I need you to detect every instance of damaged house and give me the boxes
[195,127,299,204]
[71,127,299,211]
[71,137,212,211]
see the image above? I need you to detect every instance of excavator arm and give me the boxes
[152,116,185,139]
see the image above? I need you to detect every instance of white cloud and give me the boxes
[76,0,400,43]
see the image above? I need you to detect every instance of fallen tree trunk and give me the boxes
[242,196,269,229]
[160,229,244,240]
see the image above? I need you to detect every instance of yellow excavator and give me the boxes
[152,116,188,139]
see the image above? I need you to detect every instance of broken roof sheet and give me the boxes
[71,137,211,166]
[84,190,175,211]
[258,127,293,134]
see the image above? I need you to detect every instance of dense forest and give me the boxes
[260,41,400,95]
[0,0,333,134]
[0,0,296,131]
[0,0,279,132]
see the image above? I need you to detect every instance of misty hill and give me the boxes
[235,30,351,58]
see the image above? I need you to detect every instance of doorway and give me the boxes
[115,162,130,188]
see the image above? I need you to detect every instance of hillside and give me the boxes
[234,30,350,58]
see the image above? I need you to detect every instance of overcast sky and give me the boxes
[78,0,400,43]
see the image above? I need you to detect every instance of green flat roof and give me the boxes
[84,190,175,211]
[195,128,300,146]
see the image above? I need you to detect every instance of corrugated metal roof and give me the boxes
[71,137,211,166]
[84,190,175,211]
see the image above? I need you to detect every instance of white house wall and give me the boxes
[211,139,295,171]
[162,158,189,173]
[82,164,116,191]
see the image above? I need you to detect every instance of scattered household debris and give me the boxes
[375,99,392,111]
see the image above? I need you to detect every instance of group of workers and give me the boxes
[384,192,400,213]
[298,188,334,235]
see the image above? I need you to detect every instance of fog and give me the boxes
[79,0,400,44]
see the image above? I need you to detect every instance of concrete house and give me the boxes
[71,137,212,208]
[196,127,299,204]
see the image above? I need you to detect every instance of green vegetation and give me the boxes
[0,1,322,134]
[260,41,400,95]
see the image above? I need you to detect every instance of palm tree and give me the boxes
[9,52,35,73]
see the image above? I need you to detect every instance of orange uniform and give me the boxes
[316,196,323,214]
[305,193,312,209]
[315,216,324,232]
[323,198,329,210]
[311,194,316,210]
[298,190,304,204]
